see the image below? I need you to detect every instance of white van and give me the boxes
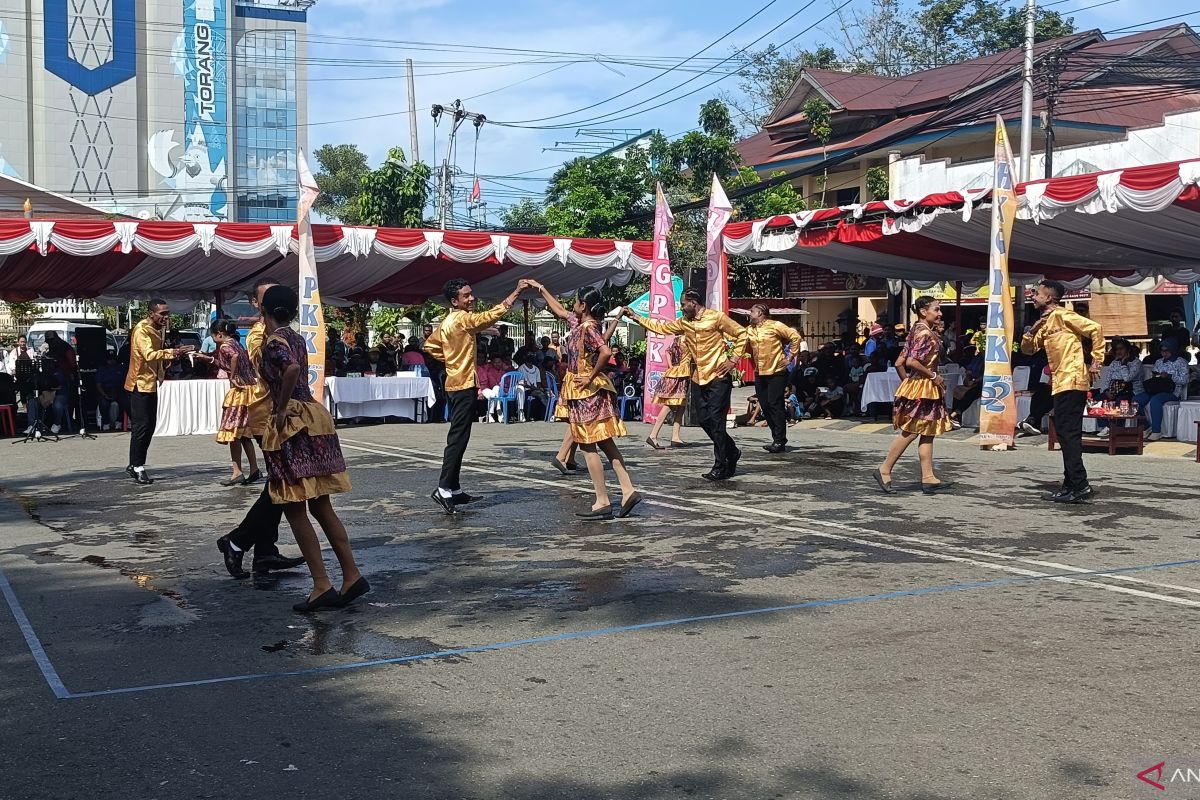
[26,321,117,353]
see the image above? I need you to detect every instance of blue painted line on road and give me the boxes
[59,557,1200,700]
[0,564,72,699]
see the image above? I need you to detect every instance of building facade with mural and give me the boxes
[0,0,312,223]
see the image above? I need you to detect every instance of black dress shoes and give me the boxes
[451,492,478,505]
[703,469,730,482]
[1047,484,1095,504]
[216,534,249,579]
[726,449,742,476]
[336,576,371,607]
[617,491,643,518]
[133,470,154,485]
[124,465,136,479]
[292,588,341,613]
[763,443,785,454]
[575,507,614,519]
[431,490,457,514]
[252,554,307,575]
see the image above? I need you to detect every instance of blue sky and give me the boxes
[303,0,1183,219]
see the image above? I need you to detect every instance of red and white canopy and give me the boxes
[723,159,1200,291]
[0,220,652,304]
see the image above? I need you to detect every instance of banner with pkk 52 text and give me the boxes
[978,115,1018,448]
[296,148,325,403]
[642,184,676,423]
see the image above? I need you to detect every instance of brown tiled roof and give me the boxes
[742,26,1200,170]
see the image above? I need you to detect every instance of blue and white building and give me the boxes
[0,0,313,223]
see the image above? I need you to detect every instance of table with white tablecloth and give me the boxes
[325,376,436,422]
[860,370,961,412]
[156,379,229,436]
[1163,400,1200,443]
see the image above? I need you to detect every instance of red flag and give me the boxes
[470,178,481,203]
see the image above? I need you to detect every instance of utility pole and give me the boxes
[405,59,419,163]
[1019,0,1036,181]
[431,100,486,230]
[1041,48,1067,179]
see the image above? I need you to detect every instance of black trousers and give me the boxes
[1053,390,1089,491]
[228,437,282,559]
[439,389,477,491]
[128,390,158,468]
[697,377,737,468]
[755,372,789,446]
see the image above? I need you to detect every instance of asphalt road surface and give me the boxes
[1,417,1197,799]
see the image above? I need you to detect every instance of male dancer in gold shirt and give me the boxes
[1021,279,1104,503]
[625,290,748,480]
[123,299,193,485]
[424,277,531,513]
[746,304,802,453]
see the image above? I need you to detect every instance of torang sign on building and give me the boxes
[782,265,887,298]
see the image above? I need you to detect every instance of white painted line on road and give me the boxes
[339,439,1200,609]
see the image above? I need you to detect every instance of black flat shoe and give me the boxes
[566,461,579,471]
[431,490,457,514]
[253,554,306,575]
[575,507,614,519]
[451,492,478,505]
[645,436,664,450]
[872,469,894,495]
[220,476,243,487]
[124,465,136,479]
[336,577,371,607]
[617,491,643,518]
[133,470,154,485]
[669,441,686,448]
[217,534,249,579]
[550,458,571,476]
[703,469,729,482]
[240,470,262,485]
[921,481,955,495]
[292,588,341,613]
[763,443,785,454]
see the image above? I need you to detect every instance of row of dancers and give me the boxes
[121,275,1095,613]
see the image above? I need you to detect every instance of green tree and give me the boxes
[498,198,549,231]
[357,147,433,229]
[4,301,42,330]
[313,143,370,225]
[544,153,652,240]
[908,0,1075,67]
[803,99,833,206]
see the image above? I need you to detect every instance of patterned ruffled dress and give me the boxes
[260,326,352,503]
[892,321,953,437]
[561,313,627,444]
[652,336,690,407]
[214,339,264,443]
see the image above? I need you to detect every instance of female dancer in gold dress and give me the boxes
[874,296,953,495]
[534,281,642,519]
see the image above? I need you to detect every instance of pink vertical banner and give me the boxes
[643,183,675,422]
[704,174,733,314]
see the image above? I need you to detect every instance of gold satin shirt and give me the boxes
[426,303,512,392]
[746,319,802,376]
[245,320,271,408]
[1020,306,1105,395]
[123,319,175,393]
[634,309,748,386]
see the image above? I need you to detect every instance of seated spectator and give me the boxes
[792,368,822,419]
[25,361,68,435]
[538,336,558,365]
[812,375,846,419]
[845,356,867,416]
[518,353,547,420]
[400,342,427,369]
[735,395,767,428]
[477,355,521,422]
[1144,339,1190,441]
[947,346,984,428]
[95,350,128,430]
[364,348,396,377]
